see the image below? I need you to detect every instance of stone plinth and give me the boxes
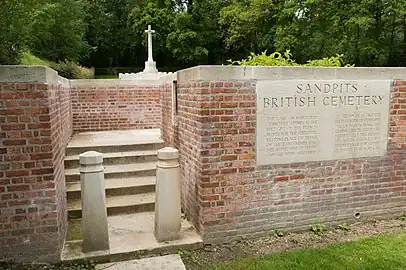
[144,61,158,73]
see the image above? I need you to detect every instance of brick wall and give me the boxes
[162,67,406,243]
[161,82,178,148]
[48,81,72,252]
[71,81,161,132]
[0,67,72,263]
[161,80,201,229]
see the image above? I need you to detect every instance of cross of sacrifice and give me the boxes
[145,25,155,62]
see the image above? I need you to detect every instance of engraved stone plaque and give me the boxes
[256,80,391,165]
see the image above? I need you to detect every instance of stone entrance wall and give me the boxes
[162,66,406,243]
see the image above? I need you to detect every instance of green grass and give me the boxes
[213,233,406,270]
[20,51,55,67]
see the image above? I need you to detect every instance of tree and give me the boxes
[219,0,278,57]
[167,0,227,65]
[273,0,406,66]
[128,0,175,66]
[29,0,88,62]
[0,0,41,64]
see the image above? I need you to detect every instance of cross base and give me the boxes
[144,61,158,73]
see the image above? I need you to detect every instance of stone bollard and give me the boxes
[79,151,109,252]
[154,147,181,242]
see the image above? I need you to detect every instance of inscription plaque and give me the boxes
[257,80,391,165]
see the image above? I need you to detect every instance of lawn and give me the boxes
[213,233,406,270]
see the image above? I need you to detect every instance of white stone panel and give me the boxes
[256,80,391,165]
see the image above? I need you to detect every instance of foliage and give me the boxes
[20,51,93,79]
[400,214,406,221]
[219,0,276,54]
[53,61,94,79]
[3,0,406,68]
[213,233,406,270]
[20,51,54,66]
[0,0,42,64]
[310,223,327,235]
[166,0,228,65]
[29,0,88,62]
[305,55,354,67]
[272,229,285,237]
[337,223,350,232]
[228,50,351,67]
[167,12,209,63]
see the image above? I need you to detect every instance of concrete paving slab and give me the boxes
[68,129,162,148]
[95,255,186,270]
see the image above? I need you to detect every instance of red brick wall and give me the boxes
[48,81,72,251]
[71,84,161,132]
[161,81,200,229]
[162,79,406,243]
[0,81,72,262]
[161,82,178,148]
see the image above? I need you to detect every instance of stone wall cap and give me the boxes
[158,147,179,160]
[0,65,62,84]
[79,151,103,165]
[176,65,406,82]
[70,79,162,87]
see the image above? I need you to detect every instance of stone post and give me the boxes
[80,151,109,252]
[154,147,181,242]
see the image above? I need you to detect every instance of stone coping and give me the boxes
[0,65,177,87]
[0,65,70,87]
[70,79,162,88]
[3,65,406,86]
[177,66,406,82]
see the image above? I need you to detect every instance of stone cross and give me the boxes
[145,25,155,62]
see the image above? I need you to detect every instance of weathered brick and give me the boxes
[1,79,71,263]
[5,171,29,177]
[3,139,26,146]
[0,108,25,115]
[7,185,30,192]
[30,153,52,160]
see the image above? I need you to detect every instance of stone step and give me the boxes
[67,193,155,220]
[62,212,203,264]
[65,163,156,182]
[66,176,156,200]
[64,150,158,169]
[66,141,165,156]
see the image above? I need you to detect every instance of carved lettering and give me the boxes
[257,80,390,165]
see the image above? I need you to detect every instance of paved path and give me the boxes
[95,254,187,270]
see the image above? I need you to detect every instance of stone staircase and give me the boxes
[61,130,202,263]
[65,140,163,220]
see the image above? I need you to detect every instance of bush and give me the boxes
[227,50,353,67]
[77,66,95,79]
[53,61,81,79]
[52,61,94,79]
[20,51,94,79]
